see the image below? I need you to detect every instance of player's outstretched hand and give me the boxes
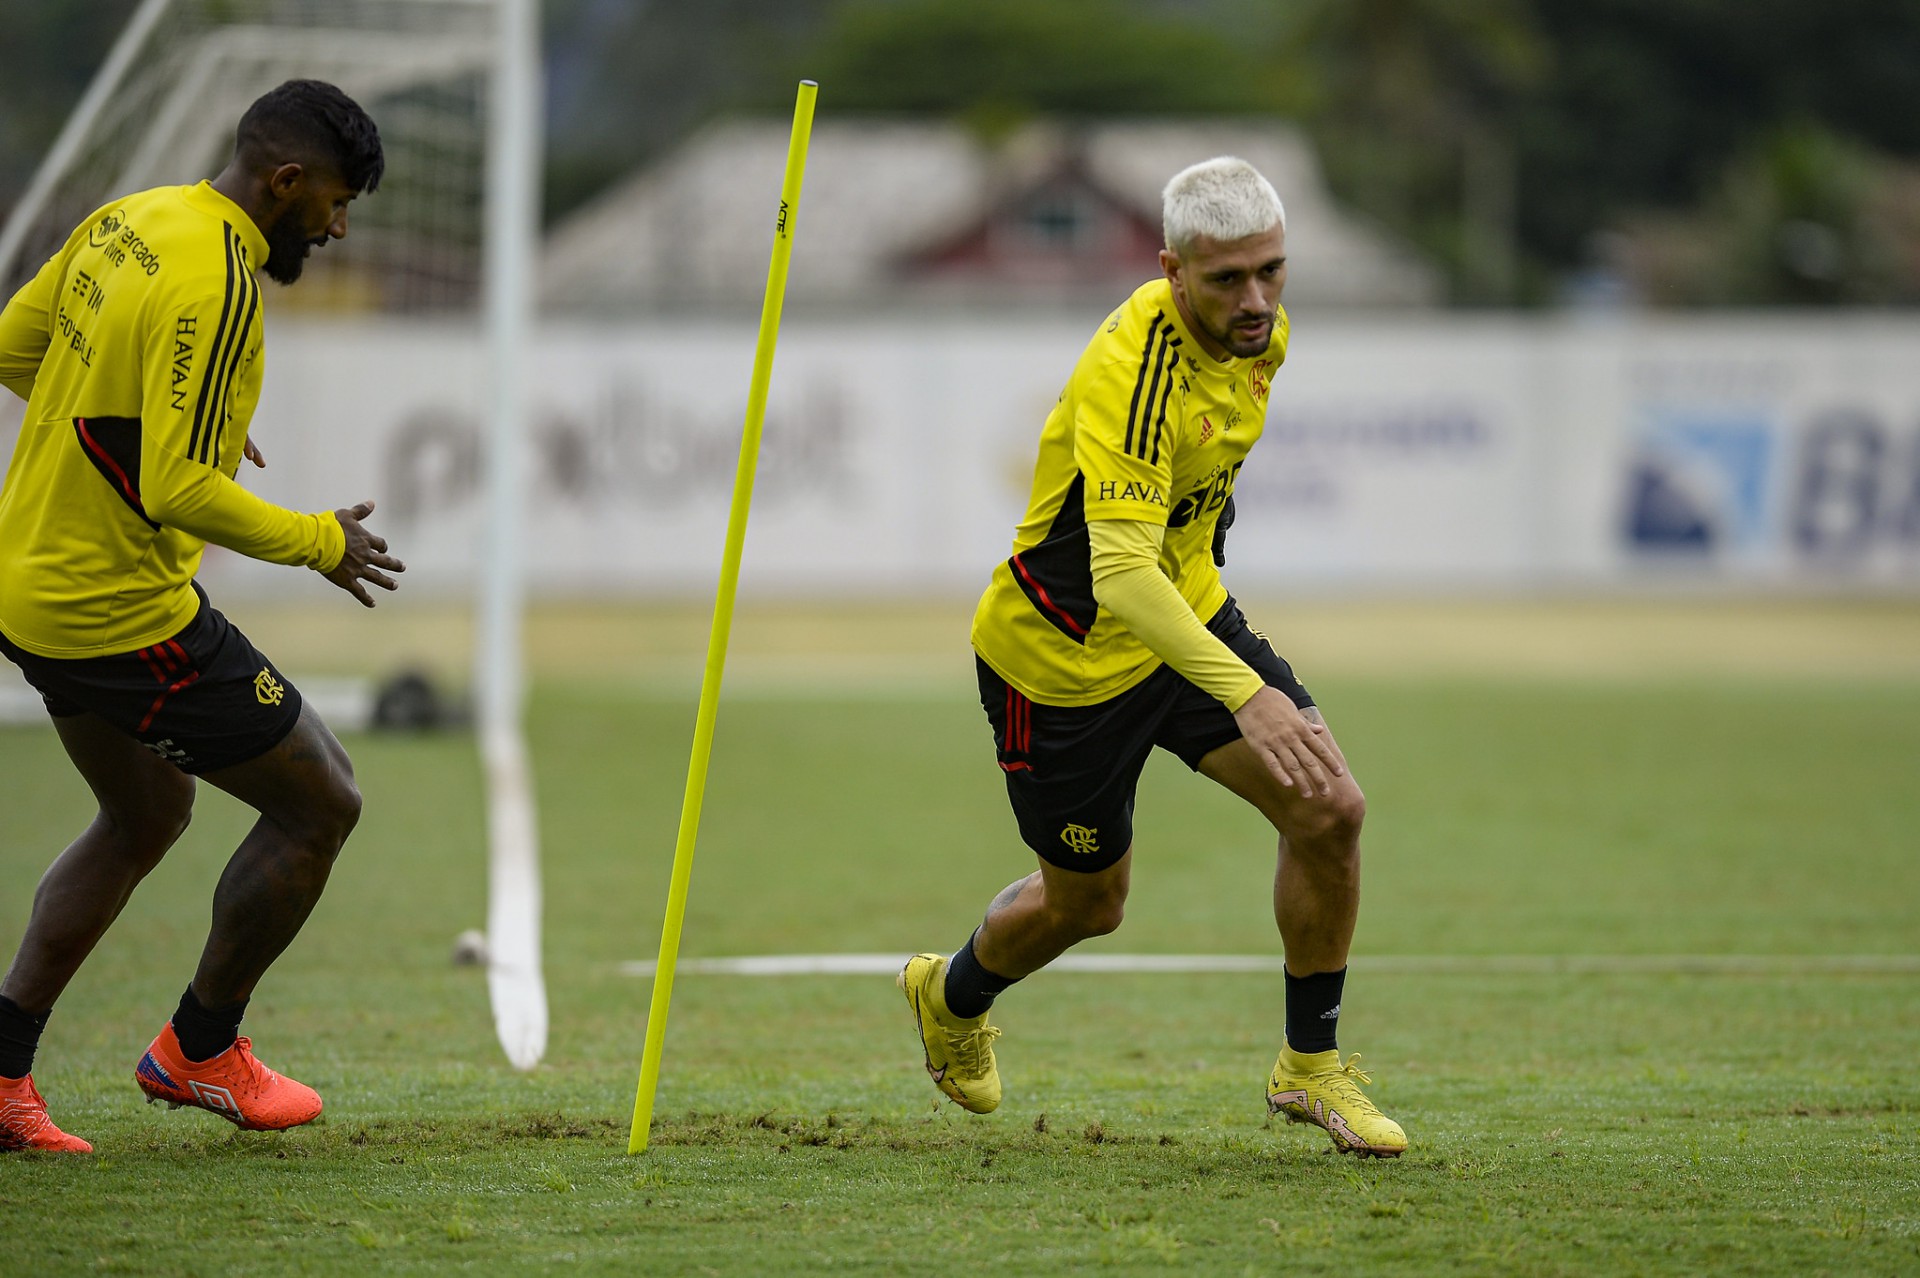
[244,435,266,468]
[326,499,405,608]
[1231,686,1346,796]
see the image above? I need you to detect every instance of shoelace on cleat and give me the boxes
[1,1083,57,1142]
[232,1039,273,1086]
[948,1023,1001,1075]
[1310,1054,1381,1112]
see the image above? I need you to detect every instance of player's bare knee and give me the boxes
[148,802,194,863]
[98,788,195,870]
[1327,784,1366,841]
[1289,783,1365,849]
[1081,896,1125,938]
[298,728,362,852]
[1055,886,1126,939]
[282,771,361,856]
[317,776,363,853]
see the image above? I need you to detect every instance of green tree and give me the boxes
[793,0,1298,134]
[541,0,842,220]
[1619,125,1920,305]
[1278,0,1549,301]
[1519,0,1920,285]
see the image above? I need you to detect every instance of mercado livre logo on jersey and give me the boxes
[88,208,127,248]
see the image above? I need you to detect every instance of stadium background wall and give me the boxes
[4,314,1917,598]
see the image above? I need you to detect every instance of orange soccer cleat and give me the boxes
[0,1073,93,1153]
[135,1024,322,1132]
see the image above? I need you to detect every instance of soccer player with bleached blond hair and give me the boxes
[898,156,1408,1158]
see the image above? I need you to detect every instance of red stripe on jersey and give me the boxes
[75,418,144,511]
[1010,554,1089,638]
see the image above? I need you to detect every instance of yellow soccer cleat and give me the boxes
[1267,1044,1408,1158]
[897,952,1002,1114]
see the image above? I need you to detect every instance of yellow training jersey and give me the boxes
[972,278,1288,706]
[0,181,343,658]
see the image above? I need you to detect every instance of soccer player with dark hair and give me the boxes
[899,157,1408,1158]
[0,80,402,1152]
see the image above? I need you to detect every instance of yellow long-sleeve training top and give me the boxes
[972,277,1287,710]
[0,181,344,658]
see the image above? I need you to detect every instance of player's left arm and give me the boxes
[136,293,347,571]
[0,250,61,402]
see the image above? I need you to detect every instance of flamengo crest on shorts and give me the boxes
[1060,824,1101,856]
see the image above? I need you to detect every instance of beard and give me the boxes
[1212,311,1275,359]
[261,212,319,285]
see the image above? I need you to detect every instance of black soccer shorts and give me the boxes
[0,583,304,774]
[977,597,1314,873]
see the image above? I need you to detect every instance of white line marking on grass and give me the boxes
[618,953,1920,978]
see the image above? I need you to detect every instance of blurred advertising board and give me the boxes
[182,314,1920,598]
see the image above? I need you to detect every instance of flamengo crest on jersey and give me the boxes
[971,278,1288,707]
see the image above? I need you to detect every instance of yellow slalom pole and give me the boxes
[629,80,818,1155]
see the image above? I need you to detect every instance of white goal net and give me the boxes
[0,0,495,312]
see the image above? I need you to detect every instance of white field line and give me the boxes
[618,952,1920,978]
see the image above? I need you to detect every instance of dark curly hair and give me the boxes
[234,79,384,193]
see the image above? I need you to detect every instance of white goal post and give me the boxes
[0,0,547,1070]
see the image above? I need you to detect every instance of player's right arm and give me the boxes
[137,293,347,571]
[1088,517,1340,794]
[1071,344,1264,707]
[1087,517,1262,708]
[0,252,60,401]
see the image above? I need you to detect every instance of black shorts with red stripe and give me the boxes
[0,583,303,774]
[976,597,1313,873]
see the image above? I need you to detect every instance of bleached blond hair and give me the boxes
[1162,156,1286,253]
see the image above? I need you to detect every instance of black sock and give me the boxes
[1284,967,1346,1054]
[943,932,1019,1019]
[0,995,50,1080]
[171,985,248,1063]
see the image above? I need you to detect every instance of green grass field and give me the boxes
[2,600,1918,1275]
